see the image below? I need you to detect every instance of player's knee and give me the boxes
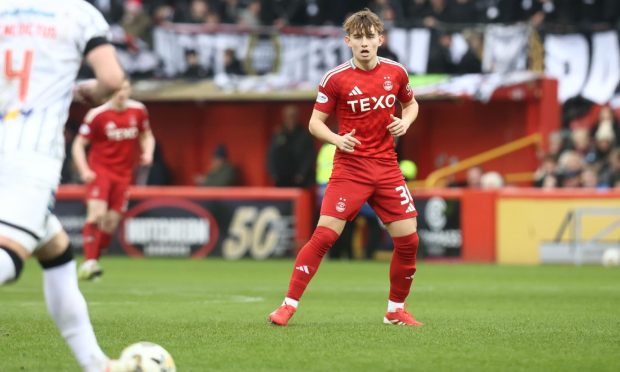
[0,246,24,283]
[38,244,74,270]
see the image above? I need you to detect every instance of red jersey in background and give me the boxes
[79,100,149,181]
[314,57,414,161]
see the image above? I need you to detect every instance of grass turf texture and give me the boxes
[1,258,619,371]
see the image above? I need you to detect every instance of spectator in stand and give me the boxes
[220,0,242,24]
[195,144,238,186]
[586,124,615,173]
[368,0,406,28]
[475,0,534,23]
[599,148,620,188]
[403,0,432,27]
[581,165,600,188]
[87,0,125,23]
[122,0,152,46]
[454,29,483,74]
[589,106,620,145]
[569,127,592,157]
[267,105,316,187]
[427,30,454,73]
[183,48,212,79]
[480,171,504,189]
[238,0,262,27]
[557,150,585,188]
[181,0,210,24]
[377,32,400,61]
[223,48,246,76]
[466,165,484,188]
[534,153,558,188]
[444,0,478,24]
[423,0,448,29]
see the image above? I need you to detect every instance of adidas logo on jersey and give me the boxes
[406,203,415,213]
[348,86,363,96]
[295,265,310,274]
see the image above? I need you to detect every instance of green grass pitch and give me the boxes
[1,258,619,371]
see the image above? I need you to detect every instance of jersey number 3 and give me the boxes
[4,49,34,103]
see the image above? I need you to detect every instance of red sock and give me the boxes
[98,230,112,252]
[389,232,419,303]
[286,226,340,300]
[82,222,99,260]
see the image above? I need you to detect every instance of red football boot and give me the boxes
[383,308,424,327]
[268,304,297,326]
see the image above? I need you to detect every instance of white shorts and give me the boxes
[0,153,63,253]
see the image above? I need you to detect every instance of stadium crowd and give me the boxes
[73,0,620,190]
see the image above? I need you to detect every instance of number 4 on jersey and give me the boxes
[4,49,33,103]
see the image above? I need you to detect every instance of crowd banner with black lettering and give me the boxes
[153,24,620,103]
[482,24,529,74]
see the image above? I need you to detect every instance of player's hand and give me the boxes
[140,153,153,166]
[73,79,98,107]
[335,129,361,153]
[386,114,410,137]
[80,169,96,184]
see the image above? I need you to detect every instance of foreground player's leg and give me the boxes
[384,218,423,327]
[269,216,344,326]
[36,231,111,371]
[0,238,27,284]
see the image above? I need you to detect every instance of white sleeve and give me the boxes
[72,1,111,54]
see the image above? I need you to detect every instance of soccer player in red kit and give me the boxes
[269,9,422,326]
[72,80,155,280]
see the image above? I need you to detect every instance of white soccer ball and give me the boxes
[602,248,620,267]
[119,341,176,372]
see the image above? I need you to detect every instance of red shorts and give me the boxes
[86,172,130,213]
[320,156,418,223]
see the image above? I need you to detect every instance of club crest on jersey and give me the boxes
[383,77,393,91]
[336,197,347,213]
[129,116,137,127]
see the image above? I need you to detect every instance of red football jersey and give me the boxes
[79,100,150,181]
[314,57,414,160]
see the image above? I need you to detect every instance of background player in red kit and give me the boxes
[269,8,422,326]
[72,80,155,280]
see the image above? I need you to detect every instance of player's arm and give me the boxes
[387,97,419,137]
[71,134,96,183]
[139,129,155,166]
[309,110,360,153]
[74,44,125,106]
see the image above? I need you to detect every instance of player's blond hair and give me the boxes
[343,8,384,36]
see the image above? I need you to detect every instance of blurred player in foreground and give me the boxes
[0,0,135,371]
[72,80,154,280]
[269,8,422,326]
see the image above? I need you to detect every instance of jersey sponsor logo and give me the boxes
[0,108,33,122]
[346,94,397,113]
[316,92,328,104]
[336,197,347,213]
[383,78,393,91]
[348,86,363,96]
[105,122,139,141]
